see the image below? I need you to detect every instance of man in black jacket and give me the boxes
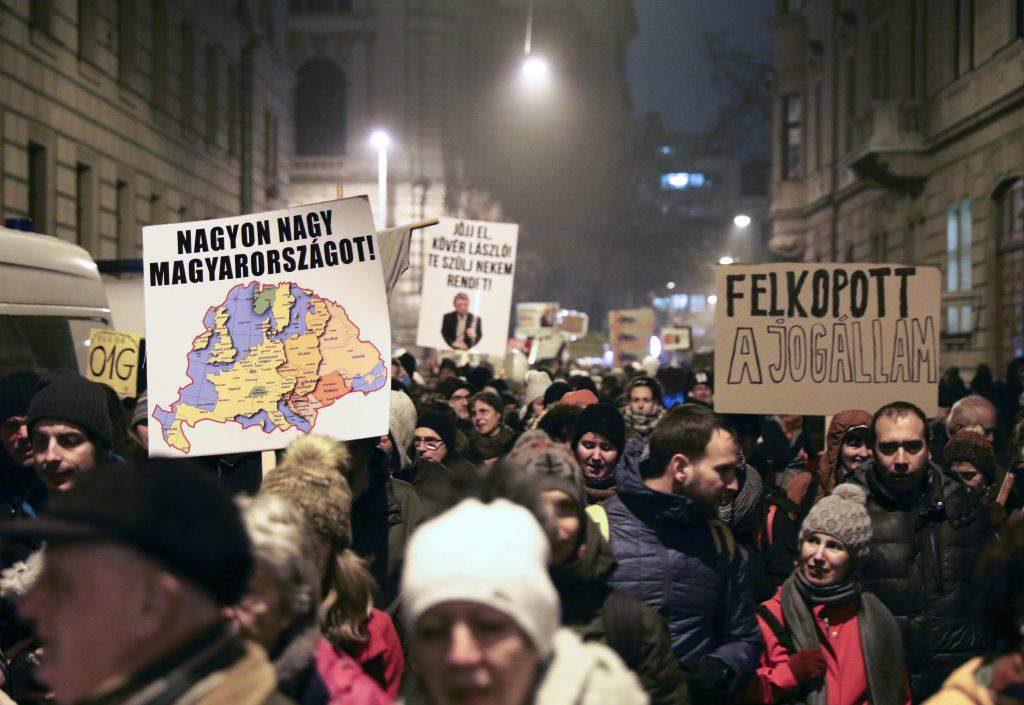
[440,292,481,350]
[845,400,992,702]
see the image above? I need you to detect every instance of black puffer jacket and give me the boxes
[551,512,690,705]
[845,461,993,701]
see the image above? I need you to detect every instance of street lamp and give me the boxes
[368,130,391,229]
[718,255,735,265]
[521,55,550,85]
[519,0,549,87]
[733,214,752,229]
[666,281,676,290]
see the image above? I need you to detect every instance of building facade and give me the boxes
[1,0,634,347]
[769,0,1024,373]
[1,0,292,262]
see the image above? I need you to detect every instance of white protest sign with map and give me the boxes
[713,263,940,416]
[416,217,518,357]
[143,196,390,457]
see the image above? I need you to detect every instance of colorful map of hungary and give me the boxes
[153,281,387,454]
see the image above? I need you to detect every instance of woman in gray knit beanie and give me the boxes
[748,484,911,705]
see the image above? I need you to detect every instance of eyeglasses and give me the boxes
[876,440,925,456]
[414,437,445,451]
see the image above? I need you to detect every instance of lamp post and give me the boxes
[520,0,549,86]
[733,214,751,228]
[369,129,391,229]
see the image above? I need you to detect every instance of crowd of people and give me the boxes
[3,355,1024,705]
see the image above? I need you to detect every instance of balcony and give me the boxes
[847,101,927,196]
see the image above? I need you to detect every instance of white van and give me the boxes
[0,226,112,377]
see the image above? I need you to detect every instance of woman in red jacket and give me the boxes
[749,483,910,705]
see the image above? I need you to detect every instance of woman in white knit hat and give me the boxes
[400,498,648,705]
[748,484,910,705]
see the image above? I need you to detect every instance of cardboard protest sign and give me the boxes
[143,197,390,457]
[515,302,559,337]
[661,326,692,351]
[416,217,518,357]
[85,328,141,399]
[608,308,655,366]
[559,311,590,338]
[714,263,940,416]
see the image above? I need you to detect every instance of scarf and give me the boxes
[623,407,664,441]
[719,464,763,527]
[793,569,862,606]
[471,424,516,460]
[780,573,905,705]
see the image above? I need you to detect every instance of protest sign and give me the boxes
[85,328,141,399]
[661,326,692,351]
[416,217,518,357]
[608,308,655,366]
[713,263,940,416]
[515,302,559,337]
[559,311,590,338]
[143,197,390,457]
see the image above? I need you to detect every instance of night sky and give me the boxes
[627,0,774,133]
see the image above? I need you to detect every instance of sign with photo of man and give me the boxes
[417,217,519,357]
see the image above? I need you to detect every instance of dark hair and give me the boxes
[627,375,664,406]
[869,401,928,449]
[974,522,1024,653]
[570,375,598,394]
[470,392,503,415]
[439,359,458,373]
[536,403,584,444]
[643,404,732,479]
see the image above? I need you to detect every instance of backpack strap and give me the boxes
[755,603,797,654]
[798,471,820,519]
[764,504,779,548]
[601,590,647,671]
[707,518,736,562]
[586,503,610,542]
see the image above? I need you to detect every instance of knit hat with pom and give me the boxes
[261,435,353,551]
[799,484,873,561]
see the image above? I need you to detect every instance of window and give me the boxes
[947,200,972,293]
[79,0,99,63]
[180,22,196,128]
[30,0,52,34]
[264,110,279,197]
[75,163,94,250]
[872,21,891,100]
[844,53,856,151]
[152,0,168,110]
[661,173,707,190]
[295,58,347,155]
[782,94,803,180]
[205,46,220,144]
[118,0,136,84]
[116,179,132,255]
[999,180,1024,362]
[227,64,239,157]
[946,200,973,334]
[28,142,47,233]
[955,0,974,78]
[813,82,822,169]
